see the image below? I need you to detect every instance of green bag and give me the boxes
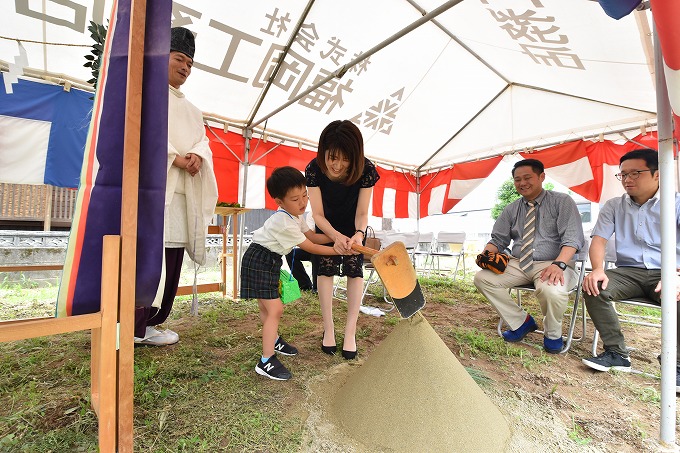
[279,269,301,304]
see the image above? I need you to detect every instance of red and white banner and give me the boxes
[209,129,664,218]
[372,165,417,219]
[206,127,316,211]
[650,0,680,142]
[446,156,503,213]
[521,132,659,203]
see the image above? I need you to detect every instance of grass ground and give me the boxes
[0,262,668,452]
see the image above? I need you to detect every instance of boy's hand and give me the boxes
[333,235,351,254]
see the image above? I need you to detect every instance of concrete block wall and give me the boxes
[0,231,250,287]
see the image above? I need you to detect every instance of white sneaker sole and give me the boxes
[582,358,631,373]
[255,365,291,381]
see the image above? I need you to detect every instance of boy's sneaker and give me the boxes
[274,336,298,356]
[582,350,631,372]
[255,355,292,381]
[502,315,538,342]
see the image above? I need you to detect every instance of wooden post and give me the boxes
[44,185,53,231]
[117,0,147,450]
[94,235,120,452]
[232,212,239,298]
[221,217,227,297]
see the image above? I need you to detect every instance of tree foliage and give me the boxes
[84,21,108,93]
[490,179,555,220]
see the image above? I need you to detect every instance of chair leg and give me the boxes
[333,277,347,300]
[592,329,600,356]
[452,255,460,281]
[361,269,377,303]
[561,291,583,354]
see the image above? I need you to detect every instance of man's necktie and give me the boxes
[519,200,537,272]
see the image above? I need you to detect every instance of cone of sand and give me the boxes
[332,313,511,452]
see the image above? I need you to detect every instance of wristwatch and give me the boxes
[552,261,567,271]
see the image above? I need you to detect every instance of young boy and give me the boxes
[241,166,343,380]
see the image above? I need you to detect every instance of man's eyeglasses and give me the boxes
[615,169,652,181]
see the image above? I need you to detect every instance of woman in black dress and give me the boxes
[306,120,380,359]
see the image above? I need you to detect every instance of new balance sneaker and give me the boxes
[255,355,292,381]
[134,326,179,346]
[543,336,564,354]
[274,336,298,356]
[502,315,538,342]
[582,350,631,372]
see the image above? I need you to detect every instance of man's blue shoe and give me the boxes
[502,315,538,342]
[543,336,563,354]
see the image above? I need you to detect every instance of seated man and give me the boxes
[474,159,585,353]
[581,149,680,383]
[285,213,318,292]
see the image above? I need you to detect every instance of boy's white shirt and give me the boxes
[251,210,309,255]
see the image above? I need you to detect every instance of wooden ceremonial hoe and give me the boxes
[351,242,426,318]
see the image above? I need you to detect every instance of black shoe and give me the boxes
[274,336,298,356]
[255,355,292,381]
[582,350,631,372]
[342,349,357,360]
[321,332,337,355]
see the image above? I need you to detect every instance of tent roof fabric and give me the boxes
[0,0,658,172]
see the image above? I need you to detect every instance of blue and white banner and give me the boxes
[0,77,92,188]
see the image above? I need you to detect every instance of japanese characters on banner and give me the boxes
[482,0,584,70]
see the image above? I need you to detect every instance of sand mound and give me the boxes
[331,313,511,452]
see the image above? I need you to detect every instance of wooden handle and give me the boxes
[351,243,379,256]
[351,244,399,265]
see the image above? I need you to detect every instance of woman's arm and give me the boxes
[308,186,349,253]
[348,187,373,248]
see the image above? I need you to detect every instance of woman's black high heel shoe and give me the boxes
[321,332,337,355]
[341,349,357,360]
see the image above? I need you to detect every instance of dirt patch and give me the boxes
[278,290,669,452]
[85,281,671,451]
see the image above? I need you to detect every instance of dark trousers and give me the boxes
[134,247,184,338]
[285,247,317,291]
[584,267,679,362]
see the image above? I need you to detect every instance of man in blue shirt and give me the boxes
[582,149,680,386]
[474,159,585,354]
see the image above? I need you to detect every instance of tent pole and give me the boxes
[245,0,316,128]
[654,26,677,447]
[250,0,465,129]
[404,0,510,84]
[416,170,421,224]
[422,122,660,174]
[418,85,508,172]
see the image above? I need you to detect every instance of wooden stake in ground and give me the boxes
[352,242,425,318]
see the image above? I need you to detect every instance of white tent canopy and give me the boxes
[0,0,658,172]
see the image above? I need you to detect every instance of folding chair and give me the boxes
[590,238,661,356]
[496,257,588,354]
[428,232,466,280]
[412,232,434,275]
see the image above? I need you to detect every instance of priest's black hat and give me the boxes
[170,27,195,60]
